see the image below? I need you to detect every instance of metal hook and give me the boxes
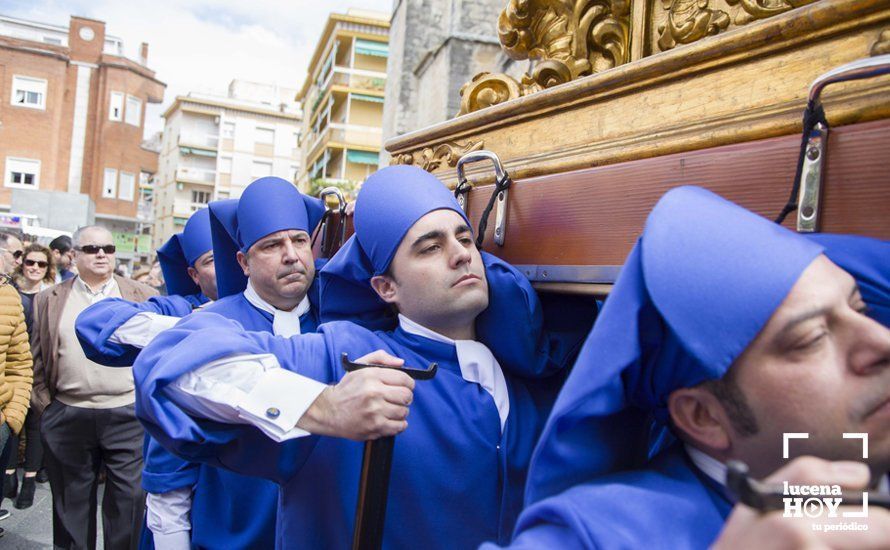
[794,54,890,233]
[455,151,512,247]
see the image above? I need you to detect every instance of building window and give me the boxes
[109,91,124,121]
[292,131,300,149]
[5,157,40,188]
[221,122,235,139]
[218,157,232,173]
[140,171,152,187]
[11,76,47,110]
[255,127,275,145]
[251,161,272,179]
[191,190,211,205]
[290,165,299,182]
[125,95,142,126]
[119,172,135,201]
[103,168,118,198]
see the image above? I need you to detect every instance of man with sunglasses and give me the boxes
[0,232,23,276]
[31,225,157,550]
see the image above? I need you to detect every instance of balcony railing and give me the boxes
[176,167,216,184]
[179,133,219,150]
[330,69,386,92]
[307,122,383,159]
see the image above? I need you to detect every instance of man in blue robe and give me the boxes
[76,208,216,548]
[154,176,326,549]
[499,187,890,549]
[134,165,586,549]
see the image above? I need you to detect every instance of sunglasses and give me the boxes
[0,248,22,260]
[75,244,116,255]
[24,259,49,268]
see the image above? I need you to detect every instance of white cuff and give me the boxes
[146,488,192,538]
[236,367,327,442]
[152,530,191,550]
[111,312,180,348]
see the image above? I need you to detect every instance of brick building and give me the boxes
[0,14,164,269]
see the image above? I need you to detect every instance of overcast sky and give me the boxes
[3,0,393,136]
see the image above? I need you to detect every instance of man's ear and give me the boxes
[370,274,397,304]
[236,251,249,277]
[187,266,200,285]
[668,387,733,453]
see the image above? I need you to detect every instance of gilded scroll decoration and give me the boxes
[657,0,731,51]
[871,29,890,56]
[458,0,631,115]
[725,0,817,25]
[393,140,485,173]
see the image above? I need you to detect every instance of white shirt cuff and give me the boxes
[146,488,192,538]
[110,312,180,348]
[237,367,327,442]
[168,353,327,443]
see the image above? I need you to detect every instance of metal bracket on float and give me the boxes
[795,54,890,232]
[455,150,511,247]
[317,186,347,257]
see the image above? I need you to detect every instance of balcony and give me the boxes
[329,68,386,93]
[176,166,216,185]
[307,122,382,160]
[173,201,210,217]
[179,133,219,154]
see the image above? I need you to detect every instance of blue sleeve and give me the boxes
[482,494,589,550]
[76,295,194,367]
[142,437,200,494]
[134,311,341,484]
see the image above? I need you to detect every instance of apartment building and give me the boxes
[152,80,301,248]
[296,9,389,194]
[0,14,164,267]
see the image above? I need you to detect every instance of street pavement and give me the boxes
[1,473,106,549]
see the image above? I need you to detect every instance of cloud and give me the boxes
[3,0,393,135]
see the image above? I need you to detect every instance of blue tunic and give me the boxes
[185,292,319,550]
[135,312,560,549]
[76,293,209,550]
[499,443,733,549]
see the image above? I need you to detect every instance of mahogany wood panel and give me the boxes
[461,119,890,267]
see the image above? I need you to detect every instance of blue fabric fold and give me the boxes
[157,208,213,297]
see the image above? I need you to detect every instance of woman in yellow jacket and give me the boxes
[0,275,33,535]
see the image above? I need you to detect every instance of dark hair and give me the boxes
[49,235,73,254]
[699,372,760,437]
[14,243,56,285]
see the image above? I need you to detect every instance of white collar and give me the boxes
[685,444,728,488]
[243,280,310,337]
[398,314,510,433]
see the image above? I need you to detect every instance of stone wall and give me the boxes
[381,0,526,163]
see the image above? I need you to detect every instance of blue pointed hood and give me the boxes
[156,208,213,297]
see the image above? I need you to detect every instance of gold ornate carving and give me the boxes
[657,0,731,51]
[871,29,890,56]
[393,140,485,172]
[726,0,816,25]
[458,0,631,115]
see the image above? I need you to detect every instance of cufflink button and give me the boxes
[266,407,281,419]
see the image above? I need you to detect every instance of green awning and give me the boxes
[354,39,388,58]
[352,93,384,104]
[346,149,379,165]
[179,146,216,157]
